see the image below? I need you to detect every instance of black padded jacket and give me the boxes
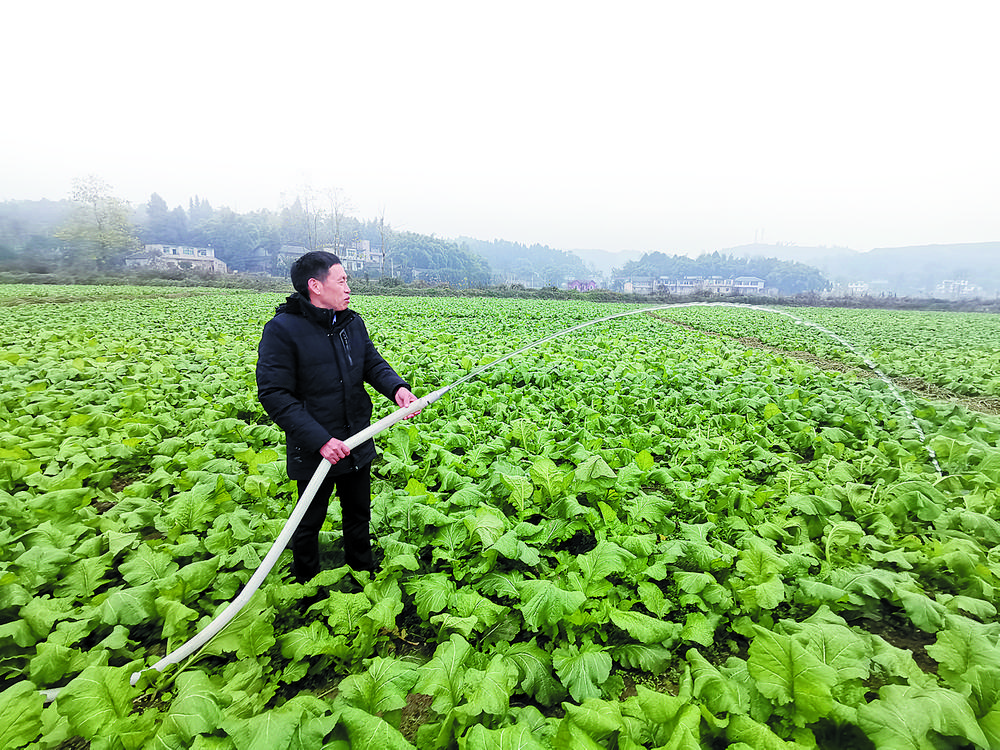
[255,293,409,480]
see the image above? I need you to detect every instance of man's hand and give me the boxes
[395,387,421,417]
[320,437,350,465]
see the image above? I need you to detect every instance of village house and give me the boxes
[732,276,766,295]
[935,279,977,298]
[125,244,228,273]
[227,242,384,276]
[619,277,656,295]
[618,275,767,296]
[656,276,708,294]
[277,241,384,274]
[567,279,598,292]
[336,240,383,272]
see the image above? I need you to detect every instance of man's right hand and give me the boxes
[320,437,350,465]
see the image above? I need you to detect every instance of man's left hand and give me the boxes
[395,387,421,417]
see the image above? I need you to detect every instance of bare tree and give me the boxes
[299,185,323,251]
[55,176,139,269]
[377,208,392,277]
[325,187,353,251]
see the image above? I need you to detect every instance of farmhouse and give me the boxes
[125,244,228,273]
[619,277,656,294]
[935,279,975,298]
[634,275,767,296]
[732,276,766,295]
[275,241,384,274]
[656,276,709,294]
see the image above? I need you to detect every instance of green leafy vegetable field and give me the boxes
[2,288,1000,749]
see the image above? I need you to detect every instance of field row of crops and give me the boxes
[653,304,1000,399]
[0,283,236,308]
[2,287,1000,749]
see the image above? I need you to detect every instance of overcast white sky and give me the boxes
[2,1,997,255]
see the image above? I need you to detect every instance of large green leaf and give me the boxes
[120,543,180,586]
[29,641,88,685]
[552,642,612,702]
[622,685,701,749]
[794,619,871,684]
[336,705,415,750]
[337,656,420,717]
[499,472,533,512]
[456,652,519,719]
[156,597,200,641]
[361,580,406,631]
[747,625,836,724]
[561,699,625,742]
[897,587,947,633]
[573,455,616,493]
[687,648,746,716]
[516,579,587,631]
[205,610,275,660]
[222,703,302,750]
[55,552,113,599]
[161,556,221,602]
[404,573,456,621]
[609,608,680,644]
[681,611,721,647]
[465,507,507,548]
[529,457,572,500]
[413,634,473,715]
[612,643,673,674]
[442,588,508,635]
[463,723,549,750]
[0,681,44,749]
[726,714,802,750]
[488,530,541,567]
[965,665,1000,749]
[574,541,634,597]
[505,640,565,706]
[97,582,157,627]
[161,670,224,741]
[279,621,348,661]
[19,594,75,641]
[12,544,75,589]
[858,683,989,750]
[925,617,1000,688]
[56,665,138,740]
[322,591,374,635]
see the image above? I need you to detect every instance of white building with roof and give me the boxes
[125,245,227,273]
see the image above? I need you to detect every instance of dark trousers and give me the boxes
[292,463,373,582]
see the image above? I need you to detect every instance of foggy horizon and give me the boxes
[3,2,997,257]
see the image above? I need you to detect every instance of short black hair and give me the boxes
[290,251,342,297]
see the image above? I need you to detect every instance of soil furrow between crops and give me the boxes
[653,314,1000,416]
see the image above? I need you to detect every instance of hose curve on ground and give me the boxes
[39,302,939,702]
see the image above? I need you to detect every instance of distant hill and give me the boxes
[457,237,590,286]
[569,248,644,276]
[728,241,1000,297]
[725,243,857,268]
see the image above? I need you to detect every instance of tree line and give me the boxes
[616,251,831,295]
[0,178,496,287]
[1,178,831,294]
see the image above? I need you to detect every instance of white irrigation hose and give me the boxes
[40,301,942,702]
[40,387,448,703]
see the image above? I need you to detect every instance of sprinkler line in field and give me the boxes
[39,301,941,703]
[448,301,942,475]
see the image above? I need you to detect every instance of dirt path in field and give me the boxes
[0,290,221,306]
[652,314,1000,416]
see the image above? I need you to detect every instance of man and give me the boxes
[256,250,418,581]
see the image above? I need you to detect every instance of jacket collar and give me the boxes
[277,293,354,331]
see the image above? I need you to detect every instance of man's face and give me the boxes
[308,263,350,311]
